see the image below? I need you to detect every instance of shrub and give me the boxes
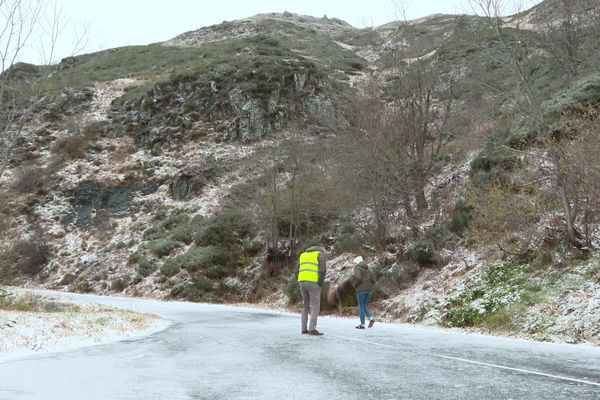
[162,245,238,273]
[75,281,93,293]
[204,265,233,279]
[110,276,129,292]
[448,200,473,235]
[405,240,438,267]
[163,213,190,230]
[60,273,77,285]
[171,214,206,244]
[443,261,541,328]
[52,135,89,159]
[12,166,48,194]
[170,277,214,301]
[242,240,263,257]
[149,238,180,258]
[285,279,301,305]
[335,232,364,254]
[470,169,511,189]
[160,263,180,277]
[128,252,142,264]
[194,210,252,247]
[376,264,420,292]
[4,239,50,276]
[136,257,156,277]
[144,212,190,241]
[0,292,32,311]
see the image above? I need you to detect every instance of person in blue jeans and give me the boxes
[352,256,376,329]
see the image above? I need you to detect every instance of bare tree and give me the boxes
[38,0,64,65]
[333,89,412,247]
[469,0,586,248]
[37,0,91,64]
[535,0,600,76]
[383,50,454,211]
[560,108,600,248]
[0,0,44,182]
[0,0,90,182]
[381,0,456,211]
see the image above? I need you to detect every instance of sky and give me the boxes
[18,0,543,65]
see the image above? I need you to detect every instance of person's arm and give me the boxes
[352,266,361,288]
[318,250,327,287]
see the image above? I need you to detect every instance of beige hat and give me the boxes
[353,256,364,264]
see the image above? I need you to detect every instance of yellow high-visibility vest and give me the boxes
[298,250,320,283]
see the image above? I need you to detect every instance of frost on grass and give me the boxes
[0,292,164,359]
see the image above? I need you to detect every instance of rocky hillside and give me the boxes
[0,1,599,344]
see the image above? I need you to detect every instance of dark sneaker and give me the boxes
[308,330,324,336]
[301,330,309,334]
[355,324,365,329]
[368,319,376,328]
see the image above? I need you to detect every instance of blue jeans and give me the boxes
[356,291,373,326]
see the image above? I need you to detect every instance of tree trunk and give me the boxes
[403,195,414,220]
[414,172,428,211]
[270,168,279,252]
[288,165,297,250]
[374,216,387,250]
[558,179,579,246]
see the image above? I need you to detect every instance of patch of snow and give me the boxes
[333,41,355,51]
[403,49,437,65]
[0,300,167,362]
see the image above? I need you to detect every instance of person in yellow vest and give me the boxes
[295,245,327,336]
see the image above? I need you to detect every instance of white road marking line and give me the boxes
[328,334,600,388]
[431,354,600,388]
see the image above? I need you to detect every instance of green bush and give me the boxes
[170,277,214,301]
[375,264,420,293]
[204,265,232,279]
[285,279,301,305]
[162,246,238,273]
[110,276,129,292]
[149,238,180,258]
[128,252,142,264]
[195,210,252,247]
[469,153,519,175]
[443,261,542,328]
[447,200,473,235]
[405,240,438,267]
[171,224,194,244]
[160,263,180,277]
[144,212,190,240]
[136,257,156,277]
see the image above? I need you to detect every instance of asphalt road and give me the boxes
[0,292,599,400]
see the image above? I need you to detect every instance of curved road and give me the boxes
[0,292,599,399]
